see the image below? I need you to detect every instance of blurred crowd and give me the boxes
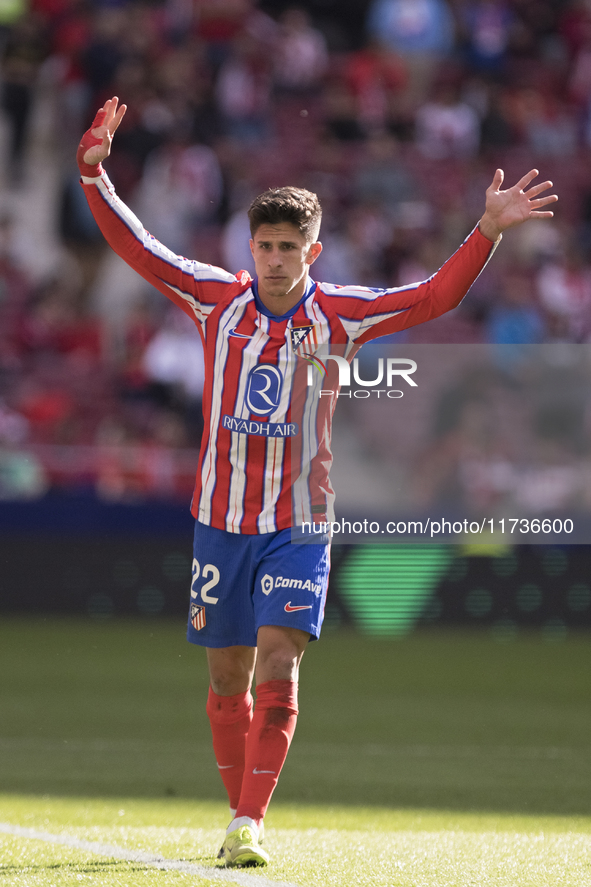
[1,0,591,501]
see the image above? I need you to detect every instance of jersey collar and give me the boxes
[252,276,316,320]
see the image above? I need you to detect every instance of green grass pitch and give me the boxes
[1,617,590,886]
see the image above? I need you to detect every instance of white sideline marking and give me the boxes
[0,823,299,887]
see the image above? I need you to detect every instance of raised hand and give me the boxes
[77,96,127,173]
[478,169,558,242]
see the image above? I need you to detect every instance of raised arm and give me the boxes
[76,97,244,324]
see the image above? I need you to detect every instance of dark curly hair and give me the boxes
[248,186,322,243]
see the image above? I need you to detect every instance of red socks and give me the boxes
[207,680,299,826]
[206,687,253,811]
[235,680,299,825]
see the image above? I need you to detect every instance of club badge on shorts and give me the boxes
[191,604,206,631]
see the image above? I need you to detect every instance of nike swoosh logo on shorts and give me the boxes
[284,602,313,612]
[217,764,234,769]
[253,767,275,774]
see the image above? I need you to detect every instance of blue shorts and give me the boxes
[186,521,330,648]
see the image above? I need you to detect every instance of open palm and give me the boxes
[82,96,127,166]
[480,169,558,241]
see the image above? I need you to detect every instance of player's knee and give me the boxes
[207,647,255,695]
[209,672,250,695]
[256,626,308,682]
[256,644,301,682]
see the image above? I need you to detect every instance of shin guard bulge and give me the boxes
[236,680,298,825]
[206,687,253,810]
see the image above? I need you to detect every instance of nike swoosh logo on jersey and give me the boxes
[228,328,254,338]
[253,767,276,774]
[284,602,313,612]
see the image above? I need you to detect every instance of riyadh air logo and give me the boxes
[246,364,283,416]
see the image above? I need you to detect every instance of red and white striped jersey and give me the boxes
[81,171,499,533]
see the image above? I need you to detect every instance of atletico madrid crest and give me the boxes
[191,604,206,631]
[290,324,316,351]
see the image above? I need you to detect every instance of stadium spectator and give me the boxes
[142,306,205,444]
[478,82,516,153]
[15,374,76,443]
[458,0,514,74]
[536,245,591,341]
[79,8,126,108]
[133,130,224,255]
[47,0,93,143]
[0,437,47,499]
[366,0,456,106]
[95,410,192,502]
[307,218,365,285]
[221,204,256,276]
[415,80,481,160]
[485,271,547,344]
[16,273,101,359]
[342,38,408,134]
[0,12,48,182]
[352,132,421,216]
[0,0,26,56]
[522,89,578,158]
[272,7,328,97]
[321,79,366,141]
[214,32,272,143]
[0,213,32,363]
[195,0,256,68]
